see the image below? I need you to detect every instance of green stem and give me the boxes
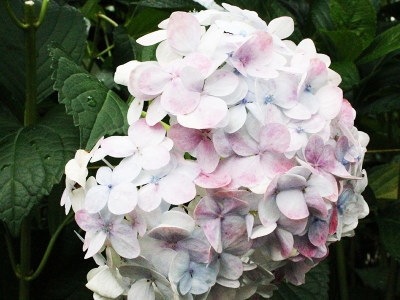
[24,1,37,126]
[2,223,21,278]
[20,2,38,299]
[97,13,118,27]
[0,0,28,29]
[19,218,31,300]
[97,44,115,58]
[25,213,74,281]
[366,149,400,153]
[34,0,49,28]
[88,19,101,72]
[336,241,349,300]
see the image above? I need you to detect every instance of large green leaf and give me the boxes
[358,24,400,64]
[368,163,399,200]
[330,61,360,91]
[0,106,79,236]
[329,0,376,50]
[378,204,400,262]
[311,0,334,30]
[322,30,364,61]
[51,49,129,150]
[126,7,171,39]
[0,0,86,108]
[271,261,329,300]
[360,94,400,115]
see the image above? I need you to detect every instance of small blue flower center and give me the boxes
[296,127,304,133]
[264,95,274,104]
[305,84,312,92]
[241,98,248,104]
[107,184,113,189]
[102,222,112,233]
[233,68,240,75]
[150,176,161,184]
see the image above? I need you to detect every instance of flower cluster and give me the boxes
[62,3,369,299]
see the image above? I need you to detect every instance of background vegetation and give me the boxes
[1,0,400,299]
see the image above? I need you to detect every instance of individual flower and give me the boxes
[85,165,138,215]
[75,209,140,259]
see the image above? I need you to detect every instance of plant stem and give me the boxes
[24,1,37,126]
[0,0,28,29]
[97,13,118,27]
[25,214,74,281]
[2,223,20,278]
[19,218,31,300]
[34,0,49,28]
[336,241,349,300]
[88,18,101,72]
[20,1,40,298]
[97,44,115,58]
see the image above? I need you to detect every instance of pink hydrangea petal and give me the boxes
[304,134,324,164]
[196,139,220,173]
[259,195,280,225]
[212,129,233,158]
[194,169,231,189]
[225,104,247,134]
[138,184,162,212]
[141,145,170,170]
[308,218,329,247]
[268,17,294,39]
[101,136,135,158]
[250,224,277,239]
[276,228,294,258]
[225,155,265,188]
[276,189,309,220]
[137,29,167,46]
[85,185,110,214]
[128,62,160,100]
[137,65,171,95]
[167,124,202,152]
[84,231,107,258]
[108,182,138,215]
[96,167,113,185]
[283,102,312,120]
[278,215,308,235]
[177,96,228,129]
[161,78,201,115]
[159,173,196,205]
[204,70,239,97]
[167,12,201,54]
[203,218,222,253]
[259,123,291,153]
[156,40,182,67]
[128,279,155,300]
[305,192,328,218]
[317,85,343,120]
[260,152,296,178]
[194,196,220,223]
[294,235,318,258]
[129,118,166,148]
[75,209,102,231]
[338,99,355,127]
[180,66,204,93]
[231,31,273,76]
[109,223,140,259]
[146,96,168,126]
[183,52,215,78]
[227,127,259,156]
[219,253,243,280]
[127,98,144,125]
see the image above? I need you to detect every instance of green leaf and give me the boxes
[0,106,79,236]
[330,0,377,50]
[51,49,129,150]
[126,7,171,39]
[358,24,400,64]
[322,30,364,61]
[330,61,360,91]
[378,204,400,262]
[360,94,400,115]
[0,0,87,108]
[271,261,329,300]
[133,0,204,9]
[311,0,334,30]
[113,26,140,68]
[368,163,399,200]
